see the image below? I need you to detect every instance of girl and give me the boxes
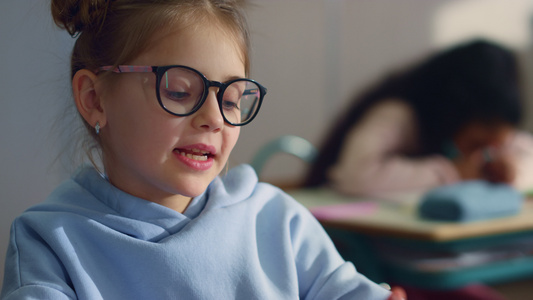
[305,39,533,198]
[1,1,404,299]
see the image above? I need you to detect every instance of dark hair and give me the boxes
[305,39,523,187]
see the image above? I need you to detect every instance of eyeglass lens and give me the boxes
[159,67,261,125]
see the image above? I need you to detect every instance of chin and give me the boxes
[170,166,224,196]
[175,181,211,198]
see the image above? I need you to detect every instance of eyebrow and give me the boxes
[224,75,246,82]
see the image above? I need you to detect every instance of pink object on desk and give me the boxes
[310,201,378,220]
[401,283,507,300]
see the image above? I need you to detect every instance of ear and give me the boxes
[72,69,107,130]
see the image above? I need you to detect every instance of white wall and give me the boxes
[235,0,533,182]
[0,1,75,288]
[1,0,532,289]
[234,0,446,183]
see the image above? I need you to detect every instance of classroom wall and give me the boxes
[236,0,533,183]
[235,0,443,183]
[1,0,532,288]
[0,0,75,288]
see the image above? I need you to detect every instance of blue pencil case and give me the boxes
[418,181,523,222]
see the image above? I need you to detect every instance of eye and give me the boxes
[222,89,242,112]
[162,90,193,102]
[159,71,201,104]
[223,81,247,110]
[222,99,240,111]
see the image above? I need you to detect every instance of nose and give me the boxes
[192,90,224,132]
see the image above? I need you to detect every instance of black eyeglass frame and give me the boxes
[99,65,267,126]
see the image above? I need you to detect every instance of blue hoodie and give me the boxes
[1,164,389,299]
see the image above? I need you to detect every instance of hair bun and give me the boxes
[51,0,111,37]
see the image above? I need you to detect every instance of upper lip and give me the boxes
[175,143,217,156]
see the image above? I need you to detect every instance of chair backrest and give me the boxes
[250,135,318,176]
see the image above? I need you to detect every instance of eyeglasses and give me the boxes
[99,65,267,126]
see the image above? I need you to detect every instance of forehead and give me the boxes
[137,19,246,68]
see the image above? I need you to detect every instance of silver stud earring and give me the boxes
[95,122,100,135]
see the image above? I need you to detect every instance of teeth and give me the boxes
[191,148,209,155]
[179,151,208,161]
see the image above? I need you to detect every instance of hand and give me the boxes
[387,286,407,300]
[482,148,516,184]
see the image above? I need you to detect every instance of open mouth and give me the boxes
[175,148,214,161]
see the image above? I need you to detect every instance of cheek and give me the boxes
[222,127,240,156]
[102,84,179,153]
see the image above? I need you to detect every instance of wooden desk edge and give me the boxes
[318,214,533,242]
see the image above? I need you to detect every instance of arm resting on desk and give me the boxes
[329,100,459,197]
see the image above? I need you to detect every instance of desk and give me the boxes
[290,188,533,241]
[289,188,533,289]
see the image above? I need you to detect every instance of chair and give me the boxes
[250,135,317,177]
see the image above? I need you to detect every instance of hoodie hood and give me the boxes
[29,164,259,242]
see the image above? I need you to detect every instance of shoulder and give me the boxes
[363,98,415,122]
[348,98,416,138]
[27,167,113,213]
[343,98,418,147]
[13,166,121,233]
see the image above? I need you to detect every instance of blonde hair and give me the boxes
[51,0,250,75]
[50,0,251,167]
